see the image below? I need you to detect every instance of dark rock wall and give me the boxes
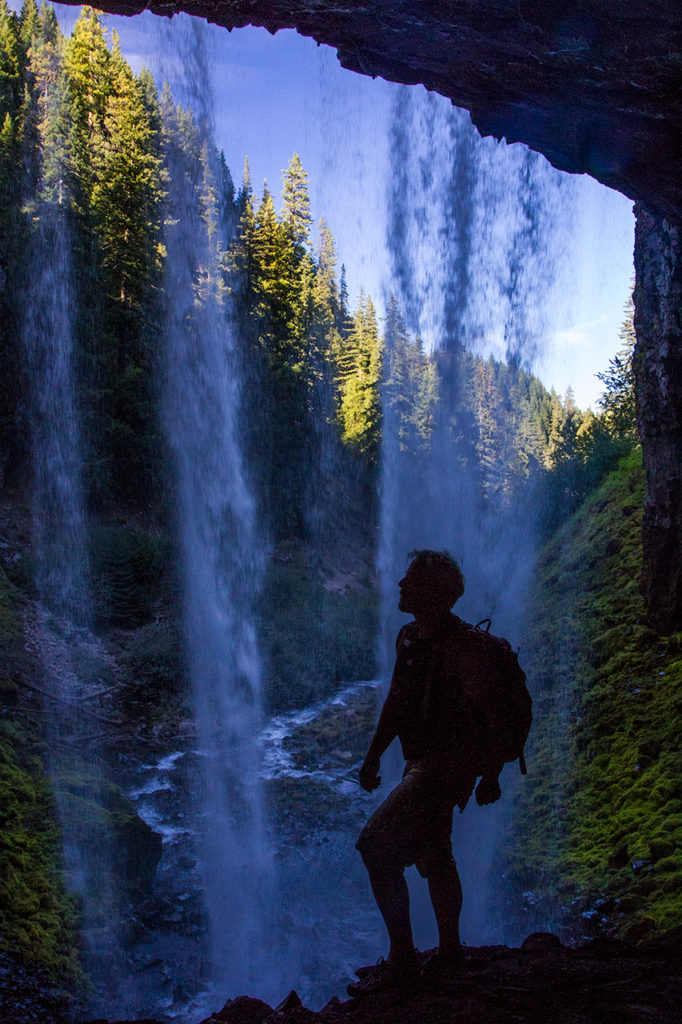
[634,208,682,632]
[57,0,682,629]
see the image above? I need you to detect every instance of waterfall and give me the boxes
[22,203,88,621]
[7,9,636,1013]
[382,88,572,638]
[379,86,577,947]
[19,176,126,992]
[160,47,275,1001]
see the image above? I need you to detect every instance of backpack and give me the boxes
[455,616,532,776]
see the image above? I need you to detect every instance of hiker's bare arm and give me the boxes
[358,690,399,792]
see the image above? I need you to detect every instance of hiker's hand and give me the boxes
[359,756,381,792]
[475,772,501,805]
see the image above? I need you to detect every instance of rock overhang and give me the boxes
[58,0,682,224]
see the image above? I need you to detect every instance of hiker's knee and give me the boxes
[416,843,457,880]
[356,825,403,880]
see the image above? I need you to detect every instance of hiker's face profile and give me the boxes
[398,561,450,616]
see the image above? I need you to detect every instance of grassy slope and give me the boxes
[0,566,80,982]
[506,449,682,941]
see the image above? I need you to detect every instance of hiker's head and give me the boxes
[399,549,465,617]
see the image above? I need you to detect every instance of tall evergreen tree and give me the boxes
[0,0,26,478]
[63,6,111,215]
[281,151,312,248]
[92,34,163,371]
[597,292,637,442]
[336,291,382,463]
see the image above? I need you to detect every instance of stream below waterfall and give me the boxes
[119,680,383,1017]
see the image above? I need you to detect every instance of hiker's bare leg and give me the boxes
[361,851,416,964]
[427,855,463,958]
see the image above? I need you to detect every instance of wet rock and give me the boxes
[520,932,563,951]
[51,770,163,897]
[202,995,275,1023]
[634,207,682,631]
[62,939,682,1024]
[267,939,681,1023]
[276,992,303,1013]
[0,951,81,1024]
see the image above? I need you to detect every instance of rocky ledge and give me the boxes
[70,933,682,1024]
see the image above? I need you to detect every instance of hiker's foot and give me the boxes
[421,945,464,980]
[347,955,420,997]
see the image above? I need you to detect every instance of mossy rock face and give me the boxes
[0,723,81,984]
[51,770,162,904]
[499,450,682,943]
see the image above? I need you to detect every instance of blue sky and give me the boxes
[17,3,635,408]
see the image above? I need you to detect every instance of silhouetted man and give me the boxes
[349,550,502,995]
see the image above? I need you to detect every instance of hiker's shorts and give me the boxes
[356,753,476,879]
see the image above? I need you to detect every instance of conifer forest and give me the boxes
[0,3,680,1022]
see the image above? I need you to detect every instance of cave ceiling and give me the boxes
[64,1,681,224]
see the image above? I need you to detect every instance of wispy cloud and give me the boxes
[553,313,610,347]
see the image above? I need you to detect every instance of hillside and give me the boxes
[499,449,682,942]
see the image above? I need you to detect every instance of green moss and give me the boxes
[504,448,682,941]
[0,722,81,983]
[50,768,162,907]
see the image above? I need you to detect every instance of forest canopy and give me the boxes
[0,3,637,552]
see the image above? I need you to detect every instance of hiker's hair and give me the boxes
[407,549,465,607]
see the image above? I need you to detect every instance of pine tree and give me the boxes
[314,219,338,315]
[544,389,567,468]
[0,0,22,127]
[473,357,506,492]
[336,292,382,462]
[339,262,349,325]
[0,0,27,479]
[307,220,342,459]
[63,6,112,215]
[241,179,315,537]
[597,292,637,442]
[19,0,38,49]
[92,35,163,370]
[383,295,412,451]
[0,0,23,202]
[281,151,312,248]
[23,0,68,204]
[409,336,438,450]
